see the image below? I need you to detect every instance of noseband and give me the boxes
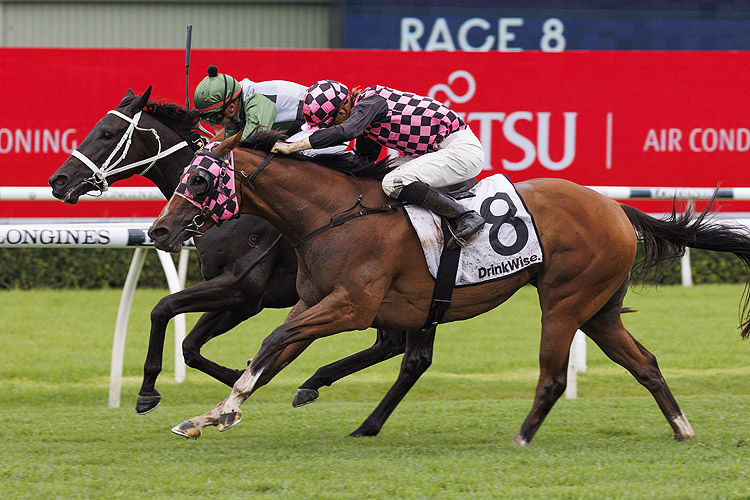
[175,143,275,235]
[71,109,194,193]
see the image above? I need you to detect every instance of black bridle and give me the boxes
[180,149,276,236]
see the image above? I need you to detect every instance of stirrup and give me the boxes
[445,223,467,249]
[447,212,485,249]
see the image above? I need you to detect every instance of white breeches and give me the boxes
[381,128,484,197]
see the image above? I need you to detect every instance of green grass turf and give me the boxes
[1,284,749,499]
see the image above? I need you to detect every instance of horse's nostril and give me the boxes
[51,175,68,187]
[148,227,169,241]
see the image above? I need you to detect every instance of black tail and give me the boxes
[620,196,750,338]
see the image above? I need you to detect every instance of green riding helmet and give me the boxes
[193,65,242,121]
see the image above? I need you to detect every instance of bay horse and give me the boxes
[48,87,408,414]
[149,130,750,444]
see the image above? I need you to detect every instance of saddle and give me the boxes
[439,178,478,199]
[381,156,480,330]
[383,156,478,199]
[380,157,475,331]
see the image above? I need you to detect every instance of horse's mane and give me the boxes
[144,101,200,137]
[117,93,199,138]
[239,128,393,181]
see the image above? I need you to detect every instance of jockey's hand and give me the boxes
[271,141,292,154]
[272,136,312,155]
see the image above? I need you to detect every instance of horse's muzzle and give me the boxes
[148,225,184,253]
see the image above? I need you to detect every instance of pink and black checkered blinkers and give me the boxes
[174,142,240,223]
[302,80,350,132]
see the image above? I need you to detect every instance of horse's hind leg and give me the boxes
[514,256,635,445]
[580,280,694,441]
[513,315,576,446]
[350,327,436,437]
[293,329,407,407]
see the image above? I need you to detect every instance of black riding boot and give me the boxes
[398,181,485,247]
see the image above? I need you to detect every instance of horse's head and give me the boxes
[149,131,242,252]
[49,86,175,203]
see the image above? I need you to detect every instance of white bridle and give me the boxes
[70,109,191,193]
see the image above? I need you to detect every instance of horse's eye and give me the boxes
[101,131,114,140]
[189,175,209,195]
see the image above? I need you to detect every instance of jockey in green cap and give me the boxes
[193,65,309,141]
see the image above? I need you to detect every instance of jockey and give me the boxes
[193,66,346,156]
[271,80,486,246]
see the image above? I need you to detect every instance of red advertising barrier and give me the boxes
[2,48,749,217]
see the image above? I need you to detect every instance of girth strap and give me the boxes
[421,219,462,331]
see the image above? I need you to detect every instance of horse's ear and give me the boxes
[215,132,242,156]
[118,89,136,108]
[209,128,226,143]
[230,132,242,149]
[141,86,153,103]
[129,86,153,111]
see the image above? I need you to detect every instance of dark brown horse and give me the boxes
[148,130,750,443]
[49,88,408,414]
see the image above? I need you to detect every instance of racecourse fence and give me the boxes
[3,185,750,404]
[1,187,193,408]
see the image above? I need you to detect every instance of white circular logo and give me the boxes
[428,70,476,106]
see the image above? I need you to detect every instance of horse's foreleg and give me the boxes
[136,295,172,414]
[171,339,313,438]
[171,397,227,439]
[350,327,436,437]
[181,309,257,385]
[136,276,260,414]
[216,291,379,432]
[217,339,315,431]
[293,329,407,407]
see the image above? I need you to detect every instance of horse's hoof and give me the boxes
[511,434,528,446]
[673,432,694,442]
[349,425,379,437]
[135,394,162,415]
[172,421,201,439]
[672,414,694,441]
[292,388,320,408]
[218,410,242,432]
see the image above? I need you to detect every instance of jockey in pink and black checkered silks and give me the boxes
[271,79,486,247]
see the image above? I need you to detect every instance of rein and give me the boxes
[71,109,193,193]
[179,147,399,245]
[230,233,284,285]
[239,151,276,187]
[291,194,402,248]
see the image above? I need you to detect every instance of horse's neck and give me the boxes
[144,149,194,200]
[241,152,366,241]
[140,115,195,199]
